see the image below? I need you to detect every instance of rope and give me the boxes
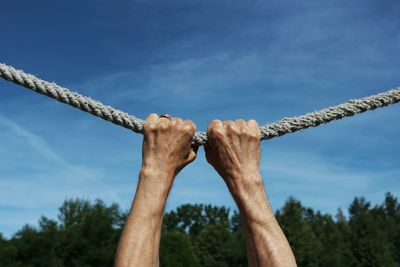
[1,63,399,145]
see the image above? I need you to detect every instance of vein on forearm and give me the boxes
[231,176,297,267]
[115,171,173,267]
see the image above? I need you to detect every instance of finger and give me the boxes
[223,120,234,127]
[143,113,159,138]
[204,139,213,153]
[191,144,199,155]
[183,119,196,133]
[247,119,261,138]
[235,119,249,133]
[172,117,184,124]
[186,150,197,164]
[170,117,183,128]
[207,120,223,146]
[203,143,213,163]
[158,116,170,124]
[190,145,199,159]
[223,120,239,134]
[145,113,159,124]
[185,144,199,164]
[207,119,223,133]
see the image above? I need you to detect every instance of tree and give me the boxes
[346,197,399,267]
[163,204,230,237]
[56,198,123,267]
[163,204,245,266]
[381,192,400,263]
[160,230,199,267]
[307,210,349,267]
[194,223,233,267]
[1,194,400,266]
[276,197,323,267]
[0,233,17,266]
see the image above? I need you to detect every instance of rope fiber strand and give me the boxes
[1,63,399,146]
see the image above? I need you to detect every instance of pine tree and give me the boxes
[276,197,323,267]
[346,197,399,267]
[0,234,17,266]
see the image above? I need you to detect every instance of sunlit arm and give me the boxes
[114,113,197,267]
[232,174,297,267]
[205,119,297,267]
[114,168,172,267]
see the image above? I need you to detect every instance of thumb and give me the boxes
[186,145,199,164]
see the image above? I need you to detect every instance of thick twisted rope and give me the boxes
[1,63,399,145]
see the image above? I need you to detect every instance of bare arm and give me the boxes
[114,113,197,267]
[205,119,297,267]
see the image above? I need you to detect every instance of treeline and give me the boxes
[0,193,399,267]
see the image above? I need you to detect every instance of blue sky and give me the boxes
[0,0,399,237]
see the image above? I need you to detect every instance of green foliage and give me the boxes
[160,230,199,267]
[345,196,400,267]
[163,204,245,266]
[0,233,17,266]
[276,197,323,267]
[1,199,123,267]
[0,193,399,266]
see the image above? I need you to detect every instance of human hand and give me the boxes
[116,115,197,267]
[204,119,262,192]
[204,120,297,267]
[141,113,198,180]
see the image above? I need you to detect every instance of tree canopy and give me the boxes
[0,193,399,267]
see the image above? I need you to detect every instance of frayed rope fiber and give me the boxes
[1,63,399,146]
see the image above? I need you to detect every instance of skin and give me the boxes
[114,113,197,267]
[114,115,296,267]
[205,119,297,267]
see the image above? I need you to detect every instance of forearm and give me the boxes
[229,173,297,267]
[114,168,173,267]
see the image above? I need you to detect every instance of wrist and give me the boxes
[138,167,175,196]
[140,164,176,181]
[226,174,275,220]
[131,169,173,218]
[225,171,263,196]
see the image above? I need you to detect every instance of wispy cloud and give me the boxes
[0,115,67,165]
[260,142,400,213]
[0,115,127,237]
[1,0,400,239]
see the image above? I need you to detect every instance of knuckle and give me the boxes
[145,123,157,133]
[250,134,258,141]
[242,130,251,138]
[226,124,239,135]
[250,131,261,140]
[236,120,247,133]
[247,119,259,127]
[208,126,223,137]
[173,117,184,124]
[184,119,195,129]
[145,113,158,122]
[226,124,236,131]
[235,118,245,124]
[184,122,196,134]
[149,123,157,130]
[209,120,222,130]
[159,123,169,131]
[183,124,195,135]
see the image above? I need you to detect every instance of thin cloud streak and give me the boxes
[0,115,66,165]
[0,0,399,238]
